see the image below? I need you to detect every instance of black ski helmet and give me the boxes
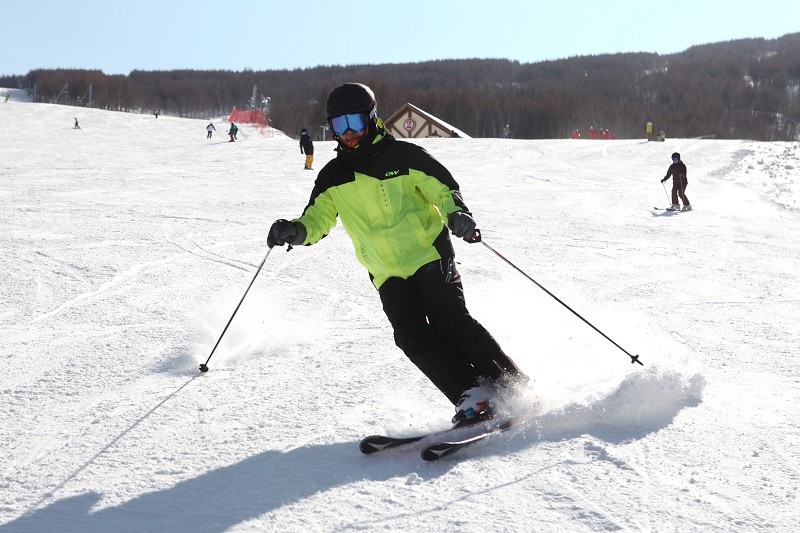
[672,152,681,160]
[326,83,376,119]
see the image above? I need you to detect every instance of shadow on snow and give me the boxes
[3,369,703,532]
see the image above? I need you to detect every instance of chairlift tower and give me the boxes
[249,85,258,109]
[77,84,93,107]
[55,83,69,104]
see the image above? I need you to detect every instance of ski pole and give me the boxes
[469,230,642,365]
[199,248,272,373]
[662,181,671,205]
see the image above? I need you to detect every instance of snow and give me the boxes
[1,97,799,532]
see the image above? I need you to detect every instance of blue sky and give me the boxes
[3,0,799,76]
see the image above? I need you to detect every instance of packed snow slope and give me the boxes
[1,100,799,532]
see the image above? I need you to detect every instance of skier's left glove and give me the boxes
[661,178,668,183]
[448,211,477,241]
[267,219,307,248]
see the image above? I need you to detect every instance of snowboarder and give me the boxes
[661,152,692,211]
[228,122,238,142]
[267,83,529,427]
[206,122,216,139]
[299,128,314,169]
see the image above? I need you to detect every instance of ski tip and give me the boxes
[421,443,457,461]
[359,443,379,455]
[359,435,384,455]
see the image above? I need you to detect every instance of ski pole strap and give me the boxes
[480,240,643,366]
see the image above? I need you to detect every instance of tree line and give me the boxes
[3,33,799,141]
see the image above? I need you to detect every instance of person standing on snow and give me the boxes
[661,152,692,211]
[74,118,80,129]
[266,83,529,427]
[299,128,314,170]
[646,121,654,141]
[228,122,238,142]
[206,122,216,139]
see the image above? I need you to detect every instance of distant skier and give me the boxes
[266,83,529,428]
[646,121,654,141]
[228,122,238,142]
[661,152,692,211]
[206,122,216,139]
[74,118,80,129]
[299,128,314,169]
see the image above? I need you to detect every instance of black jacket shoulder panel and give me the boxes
[303,136,463,213]
[348,137,461,189]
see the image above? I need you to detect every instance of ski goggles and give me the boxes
[329,112,370,136]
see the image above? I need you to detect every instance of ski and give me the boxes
[359,416,497,455]
[359,434,427,454]
[420,416,530,461]
[654,206,681,211]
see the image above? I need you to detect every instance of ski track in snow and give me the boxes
[1,99,799,532]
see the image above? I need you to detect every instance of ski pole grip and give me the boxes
[467,229,482,243]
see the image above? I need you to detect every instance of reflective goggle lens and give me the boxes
[330,113,369,136]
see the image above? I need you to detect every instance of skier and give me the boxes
[206,122,216,139]
[267,83,529,427]
[661,152,692,211]
[228,122,238,142]
[299,128,314,169]
[74,118,80,129]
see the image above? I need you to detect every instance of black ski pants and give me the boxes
[671,176,690,206]
[378,254,527,405]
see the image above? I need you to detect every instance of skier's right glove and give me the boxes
[267,219,307,248]
[661,178,668,183]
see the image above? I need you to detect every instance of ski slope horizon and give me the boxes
[1,97,799,531]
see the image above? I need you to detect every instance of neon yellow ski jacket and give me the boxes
[295,132,468,289]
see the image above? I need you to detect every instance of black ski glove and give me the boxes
[661,177,668,183]
[448,211,477,241]
[267,219,307,248]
